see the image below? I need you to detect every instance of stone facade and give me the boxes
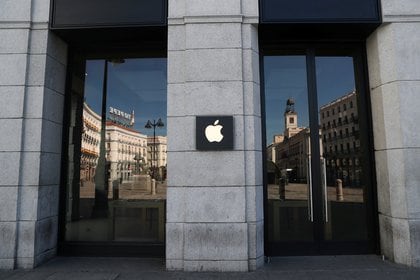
[0,0,420,272]
[0,0,67,269]
[166,0,263,272]
[366,0,420,267]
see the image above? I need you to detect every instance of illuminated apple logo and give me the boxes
[205,120,224,143]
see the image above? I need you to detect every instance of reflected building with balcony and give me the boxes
[80,102,150,199]
[80,103,101,185]
[320,90,361,188]
[106,121,148,183]
[267,99,318,186]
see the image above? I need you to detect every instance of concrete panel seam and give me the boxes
[32,215,58,223]
[375,147,420,152]
[169,15,244,24]
[168,82,185,86]
[383,15,420,23]
[379,212,420,221]
[4,116,64,127]
[184,79,243,83]
[183,47,243,51]
[27,53,66,68]
[168,19,185,26]
[0,184,57,188]
[0,52,29,55]
[0,117,23,120]
[30,22,49,30]
[370,79,420,91]
[243,17,259,24]
[174,222,248,224]
[0,22,31,29]
[8,151,61,155]
[183,258,248,261]
[26,85,65,96]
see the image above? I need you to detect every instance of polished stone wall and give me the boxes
[367,0,420,267]
[166,0,264,272]
[0,0,67,269]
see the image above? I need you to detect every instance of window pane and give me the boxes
[316,56,368,241]
[65,58,167,243]
[264,55,314,243]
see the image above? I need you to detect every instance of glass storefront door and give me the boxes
[263,47,377,255]
[61,55,167,256]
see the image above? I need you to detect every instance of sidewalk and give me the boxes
[1,255,420,279]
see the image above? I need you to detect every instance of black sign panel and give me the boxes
[196,116,234,151]
[261,0,380,23]
[51,0,167,29]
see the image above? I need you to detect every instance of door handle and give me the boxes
[322,158,328,222]
[307,155,314,222]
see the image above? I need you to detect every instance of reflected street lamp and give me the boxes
[145,118,164,179]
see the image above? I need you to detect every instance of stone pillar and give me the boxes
[367,0,420,267]
[0,0,67,269]
[166,0,263,271]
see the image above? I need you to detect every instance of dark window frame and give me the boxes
[260,42,379,257]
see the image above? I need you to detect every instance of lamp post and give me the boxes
[145,118,164,179]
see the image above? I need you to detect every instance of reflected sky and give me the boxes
[264,55,355,144]
[264,56,309,145]
[84,58,167,136]
[315,56,355,108]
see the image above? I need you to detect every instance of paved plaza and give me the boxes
[1,255,420,280]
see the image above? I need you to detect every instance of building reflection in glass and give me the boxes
[65,58,167,243]
[320,90,362,199]
[80,103,167,200]
[267,99,311,201]
[265,55,369,246]
[264,55,314,242]
[267,93,363,204]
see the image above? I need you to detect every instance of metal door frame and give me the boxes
[260,43,379,256]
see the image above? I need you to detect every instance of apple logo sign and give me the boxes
[196,116,233,150]
[205,120,224,143]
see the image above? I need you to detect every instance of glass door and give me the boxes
[264,54,318,254]
[263,47,376,255]
[61,55,167,256]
